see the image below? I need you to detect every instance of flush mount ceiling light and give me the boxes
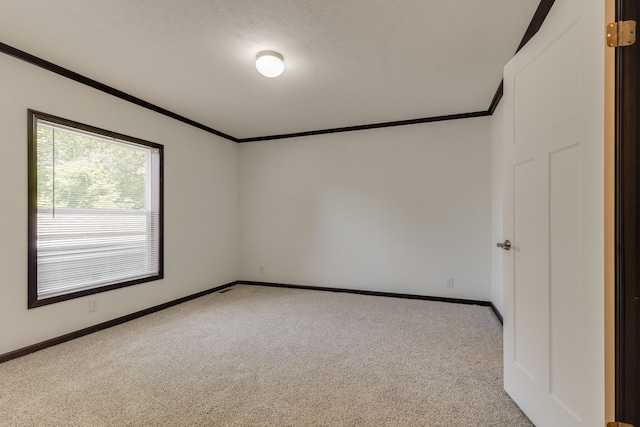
[255,51,284,78]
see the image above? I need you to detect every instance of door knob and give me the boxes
[497,240,511,250]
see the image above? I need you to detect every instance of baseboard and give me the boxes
[1,280,497,364]
[0,281,239,364]
[490,302,504,325]
[240,280,492,307]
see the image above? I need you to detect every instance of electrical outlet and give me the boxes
[259,265,264,274]
[89,299,99,312]
[446,277,454,288]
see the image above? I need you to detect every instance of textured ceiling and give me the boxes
[0,0,539,139]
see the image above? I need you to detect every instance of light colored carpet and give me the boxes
[0,284,532,426]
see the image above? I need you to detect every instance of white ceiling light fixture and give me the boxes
[255,51,284,78]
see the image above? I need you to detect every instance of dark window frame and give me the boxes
[27,110,164,308]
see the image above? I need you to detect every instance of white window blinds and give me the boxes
[30,113,162,304]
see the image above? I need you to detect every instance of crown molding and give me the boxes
[237,111,491,143]
[0,41,238,142]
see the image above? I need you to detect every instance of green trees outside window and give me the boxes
[28,111,163,307]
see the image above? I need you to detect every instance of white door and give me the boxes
[502,0,605,426]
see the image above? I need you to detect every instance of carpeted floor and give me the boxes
[0,284,533,426]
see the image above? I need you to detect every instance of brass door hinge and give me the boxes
[607,422,634,427]
[607,20,637,47]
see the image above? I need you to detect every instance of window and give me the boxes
[28,110,163,308]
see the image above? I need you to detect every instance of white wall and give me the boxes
[491,101,504,314]
[0,53,240,355]
[240,118,493,301]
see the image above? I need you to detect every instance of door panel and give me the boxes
[502,0,605,425]
[514,21,581,144]
[549,143,582,420]
[513,159,538,380]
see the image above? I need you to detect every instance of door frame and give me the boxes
[615,0,640,424]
